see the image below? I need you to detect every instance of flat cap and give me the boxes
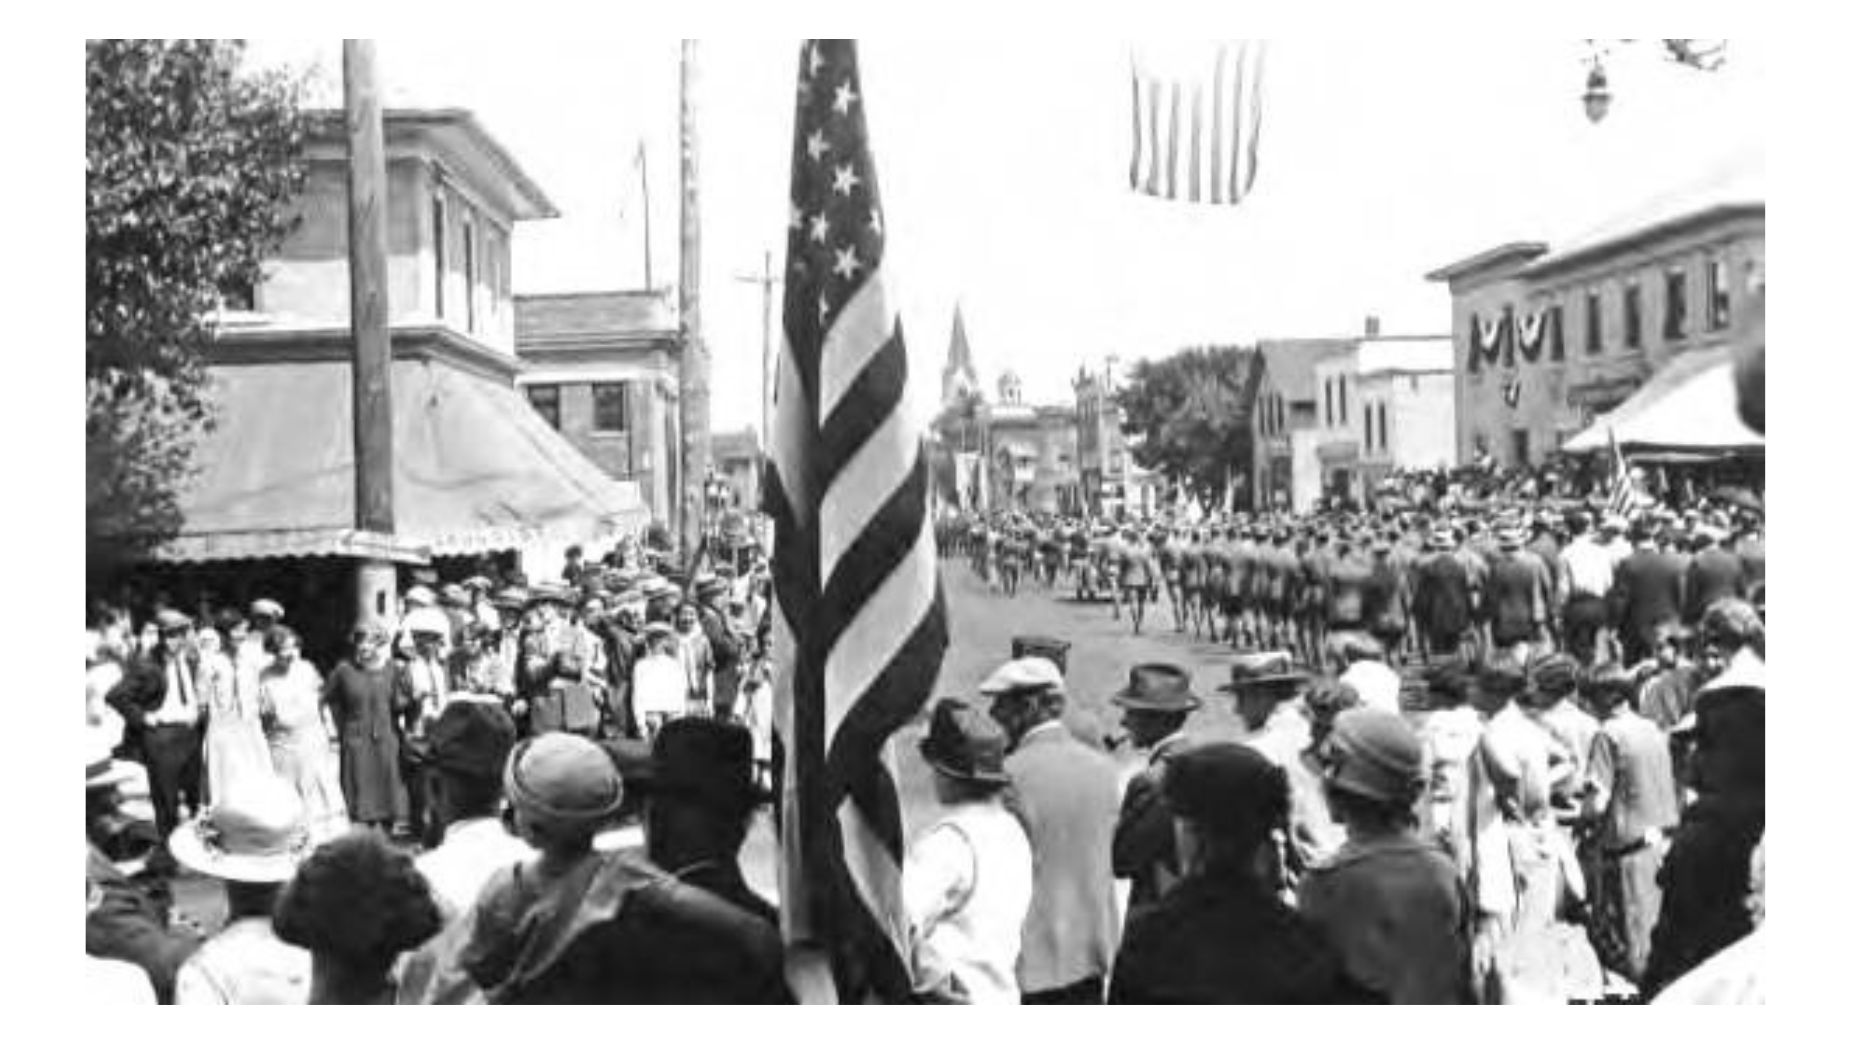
[978,657,1066,698]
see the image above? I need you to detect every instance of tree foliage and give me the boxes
[86,40,309,572]
[1114,345,1258,508]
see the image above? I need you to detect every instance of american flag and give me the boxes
[1129,41,1267,205]
[1606,427,1638,516]
[766,39,948,1003]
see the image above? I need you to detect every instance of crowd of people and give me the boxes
[84,488,1764,1004]
[926,487,1764,1004]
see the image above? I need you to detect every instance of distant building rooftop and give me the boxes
[515,291,677,351]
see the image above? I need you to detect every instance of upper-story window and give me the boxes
[1363,402,1373,450]
[526,384,561,429]
[431,192,447,319]
[463,215,479,334]
[1708,256,1731,330]
[1338,376,1348,426]
[1548,303,1565,361]
[1585,288,1603,355]
[1324,379,1334,427]
[1377,402,1388,450]
[1664,267,1688,342]
[592,382,628,433]
[1623,280,1643,349]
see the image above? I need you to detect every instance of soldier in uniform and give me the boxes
[1118,528,1158,636]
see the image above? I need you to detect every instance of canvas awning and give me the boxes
[154,356,648,563]
[1562,346,1763,457]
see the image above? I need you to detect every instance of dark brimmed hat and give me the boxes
[1011,635,1071,675]
[154,609,192,633]
[1162,742,1288,845]
[428,698,517,781]
[1217,651,1309,694]
[1111,663,1201,713]
[918,698,1011,786]
[652,718,767,812]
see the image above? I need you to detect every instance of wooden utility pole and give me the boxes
[734,249,780,499]
[636,141,654,292]
[343,40,398,628]
[678,39,709,561]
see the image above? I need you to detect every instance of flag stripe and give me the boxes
[820,385,917,587]
[1143,73,1162,194]
[818,272,893,424]
[824,479,938,749]
[1164,78,1181,199]
[1187,83,1203,202]
[1128,64,1143,190]
[1242,43,1266,198]
[1210,45,1226,204]
[1228,42,1247,202]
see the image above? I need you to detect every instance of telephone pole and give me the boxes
[677,39,710,561]
[343,40,399,629]
[735,249,781,500]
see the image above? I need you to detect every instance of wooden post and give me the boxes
[735,249,780,507]
[343,40,398,628]
[678,39,710,562]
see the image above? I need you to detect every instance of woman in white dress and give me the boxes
[257,626,349,842]
[197,624,277,809]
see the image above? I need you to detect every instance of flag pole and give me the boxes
[638,141,653,292]
[678,39,710,563]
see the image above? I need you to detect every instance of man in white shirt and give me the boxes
[1335,633,1401,716]
[631,622,688,739]
[131,610,205,843]
[1559,511,1617,663]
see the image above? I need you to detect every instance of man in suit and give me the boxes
[1684,526,1747,625]
[693,576,744,719]
[1484,526,1551,657]
[980,657,1121,1004]
[1413,528,1477,659]
[1108,663,1200,912]
[106,609,205,851]
[1609,522,1688,666]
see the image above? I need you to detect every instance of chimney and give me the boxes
[1364,315,1382,338]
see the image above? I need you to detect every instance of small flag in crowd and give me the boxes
[1128,41,1267,205]
[1502,377,1521,409]
[1607,428,1638,516]
[766,39,949,1003]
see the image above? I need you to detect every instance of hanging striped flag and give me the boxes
[1128,41,1267,205]
[1606,427,1638,516]
[766,39,948,1004]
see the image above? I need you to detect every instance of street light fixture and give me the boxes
[1582,64,1612,123]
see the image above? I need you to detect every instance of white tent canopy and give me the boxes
[1563,346,1763,456]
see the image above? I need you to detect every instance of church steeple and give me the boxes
[941,303,980,407]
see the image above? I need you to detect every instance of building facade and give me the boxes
[513,291,680,519]
[1309,330,1454,506]
[711,427,762,513]
[1252,337,1355,512]
[1427,162,1764,468]
[1072,362,1158,519]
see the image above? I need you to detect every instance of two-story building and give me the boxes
[1252,336,1356,512]
[984,372,1083,516]
[1073,362,1157,519]
[144,108,647,659]
[1426,155,1765,469]
[1308,321,1454,506]
[514,290,681,519]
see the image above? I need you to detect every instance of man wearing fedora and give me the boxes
[643,718,777,927]
[170,779,314,1004]
[1108,663,1200,911]
[905,699,1034,1003]
[1220,652,1343,878]
[414,700,530,922]
[979,657,1120,1004]
[693,574,744,721]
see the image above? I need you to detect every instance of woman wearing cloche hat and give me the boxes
[904,698,1032,1003]
[1297,707,1472,1003]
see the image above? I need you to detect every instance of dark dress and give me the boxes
[1108,871,1383,1004]
[322,659,408,825]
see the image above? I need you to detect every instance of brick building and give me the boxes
[514,290,681,519]
[1426,155,1764,468]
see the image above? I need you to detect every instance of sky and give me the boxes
[244,38,1765,435]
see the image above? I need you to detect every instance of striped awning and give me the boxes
[151,354,648,563]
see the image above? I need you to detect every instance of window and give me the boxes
[526,384,561,429]
[592,382,628,433]
[1376,403,1388,450]
[1585,289,1603,354]
[1339,376,1348,426]
[1363,403,1373,451]
[1664,267,1688,342]
[1324,379,1334,427]
[463,216,478,333]
[1708,257,1731,330]
[431,192,447,319]
[1548,303,1565,361]
[1623,281,1642,348]
[217,272,257,312]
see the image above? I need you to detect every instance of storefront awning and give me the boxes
[1562,346,1763,457]
[154,356,649,563]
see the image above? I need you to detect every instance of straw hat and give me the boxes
[169,780,311,883]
